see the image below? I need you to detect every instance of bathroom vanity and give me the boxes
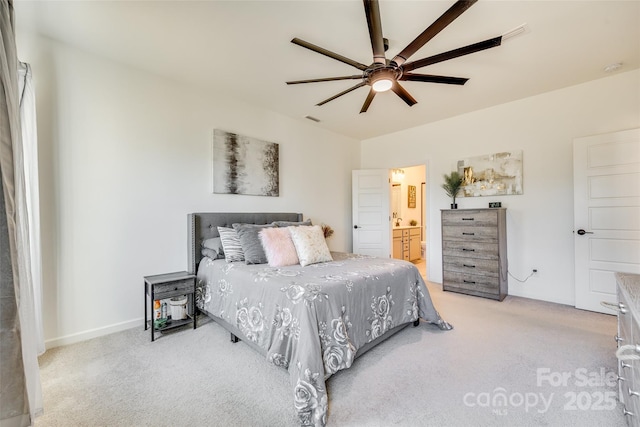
[392,226,421,262]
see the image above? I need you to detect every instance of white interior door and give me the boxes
[574,128,640,313]
[352,169,391,257]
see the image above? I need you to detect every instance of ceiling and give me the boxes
[14,0,640,141]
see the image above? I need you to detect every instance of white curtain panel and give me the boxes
[18,61,44,357]
[0,0,44,423]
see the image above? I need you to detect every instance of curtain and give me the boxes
[18,62,44,356]
[0,0,43,425]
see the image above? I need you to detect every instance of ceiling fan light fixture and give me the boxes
[372,78,393,92]
[369,68,397,92]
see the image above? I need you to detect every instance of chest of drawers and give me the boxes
[615,273,640,425]
[441,208,508,301]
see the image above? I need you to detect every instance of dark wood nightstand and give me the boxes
[144,271,196,341]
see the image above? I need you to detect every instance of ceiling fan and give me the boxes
[287,0,512,113]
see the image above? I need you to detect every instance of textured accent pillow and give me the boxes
[232,223,275,264]
[288,225,333,267]
[202,237,224,259]
[217,227,244,262]
[259,227,299,267]
[201,248,220,260]
[272,219,312,227]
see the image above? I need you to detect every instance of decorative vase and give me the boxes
[451,203,458,209]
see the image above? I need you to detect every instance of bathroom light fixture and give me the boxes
[392,169,405,181]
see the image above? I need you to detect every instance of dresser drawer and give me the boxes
[442,209,497,227]
[442,225,497,242]
[443,240,499,260]
[153,279,194,299]
[444,273,499,296]
[444,257,500,277]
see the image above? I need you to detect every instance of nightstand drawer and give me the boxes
[153,279,194,299]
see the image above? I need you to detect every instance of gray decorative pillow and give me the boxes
[217,227,244,262]
[201,248,220,260]
[272,219,312,227]
[202,237,224,259]
[232,223,275,264]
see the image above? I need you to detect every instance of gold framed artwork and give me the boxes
[408,185,416,208]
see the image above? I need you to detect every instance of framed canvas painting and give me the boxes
[213,129,279,197]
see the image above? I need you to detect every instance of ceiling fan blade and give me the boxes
[402,36,502,72]
[392,0,477,66]
[364,0,386,65]
[316,82,367,106]
[391,81,417,106]
[286,75,364,85]
[401,73,468,85]
[360,89,377,113]
[291,38,369,71]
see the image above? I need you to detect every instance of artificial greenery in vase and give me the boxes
[441,171,463,209]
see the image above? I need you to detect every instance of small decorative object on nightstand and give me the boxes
[144,271,196,341]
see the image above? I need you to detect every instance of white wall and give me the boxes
[361,69,640,306]
[18,35,360,347]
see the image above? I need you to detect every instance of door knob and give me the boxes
[354,225,359,229]
[576,229,594,235]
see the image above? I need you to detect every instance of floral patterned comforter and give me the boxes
[195,252,451,426]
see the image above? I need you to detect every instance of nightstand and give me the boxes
[144,271,196,341]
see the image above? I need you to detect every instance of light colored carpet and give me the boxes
[35,273,626,427]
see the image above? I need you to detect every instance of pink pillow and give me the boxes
[259,227,299,267]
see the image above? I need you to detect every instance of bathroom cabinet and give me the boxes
[392,226,421,262]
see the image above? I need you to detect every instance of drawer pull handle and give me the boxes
[624,407,635,417]
[462,248,475,252]
[618,375,627,382]
[601,300,628,314]
[463,280,476,284]
[462,232,475,236]
[622,362,632,369]
[463,264,476,268]
[462,218,474,221]
[616,344,640,361]
[630,388,640,398]
[615,335,624,343]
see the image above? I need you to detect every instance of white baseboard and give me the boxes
[44,317,143,350]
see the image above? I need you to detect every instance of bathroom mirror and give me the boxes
[391,183,401,223]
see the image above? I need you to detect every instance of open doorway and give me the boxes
[390,164,427,276]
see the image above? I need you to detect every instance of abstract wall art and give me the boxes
[213,129,279,196]
[457,150,523,197]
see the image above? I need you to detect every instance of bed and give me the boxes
[187,212,451,426]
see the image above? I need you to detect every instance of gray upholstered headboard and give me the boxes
[187,212,303,274]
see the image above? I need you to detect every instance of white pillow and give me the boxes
[288,225,332,267]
